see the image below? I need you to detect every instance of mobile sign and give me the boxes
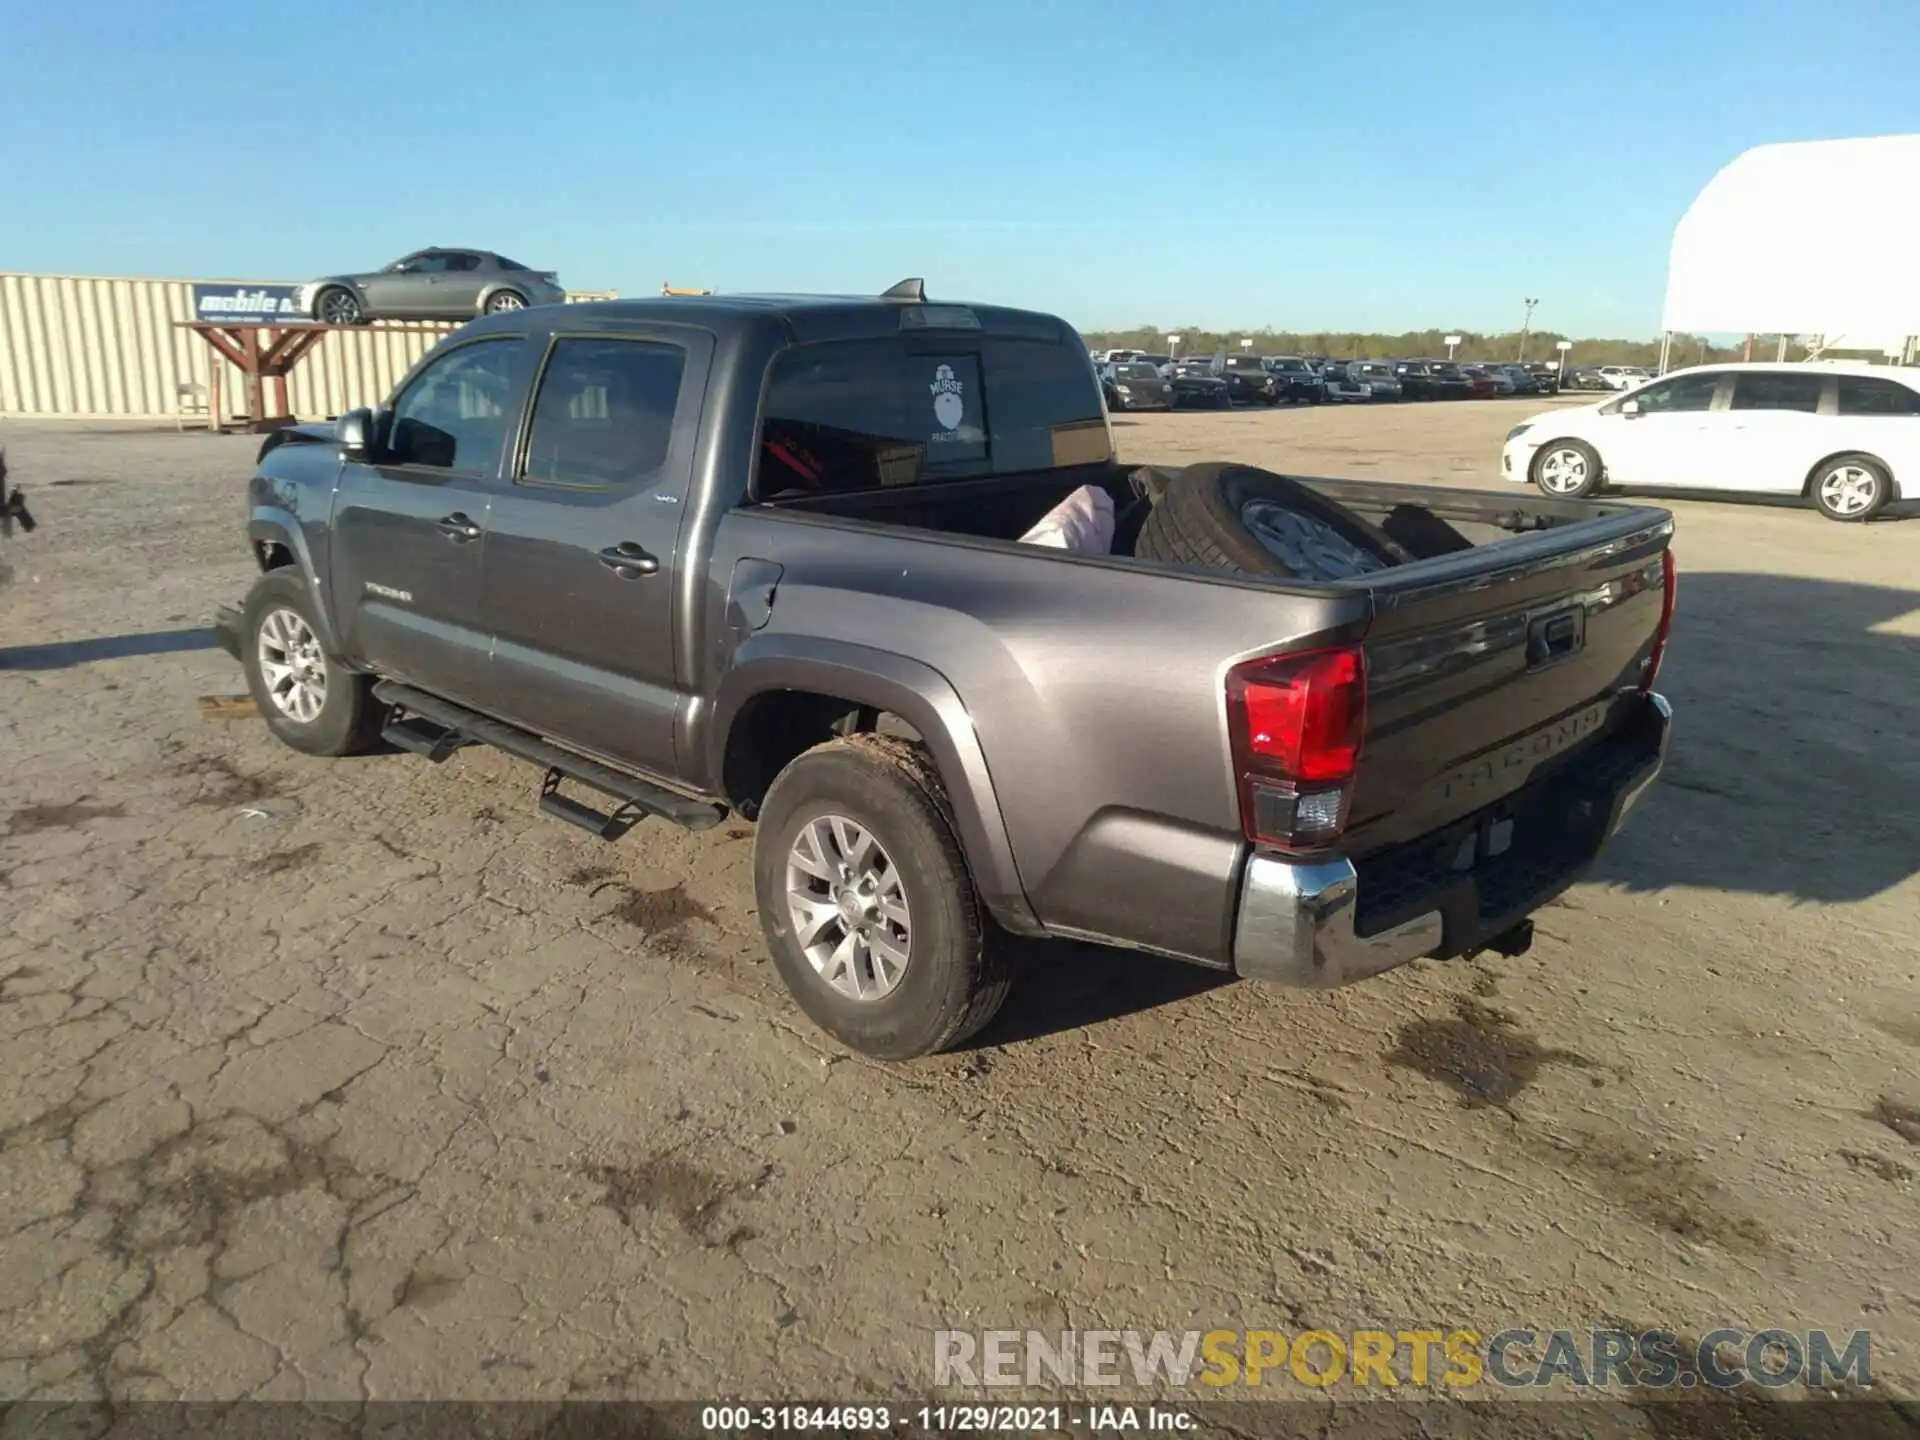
[190,283,305,324]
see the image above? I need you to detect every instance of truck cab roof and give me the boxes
[459,282,1081,349]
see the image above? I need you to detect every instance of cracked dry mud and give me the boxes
[2,412,1917,1416]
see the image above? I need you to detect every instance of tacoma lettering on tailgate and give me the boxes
[1440,699,1610,804]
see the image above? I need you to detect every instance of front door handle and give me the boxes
[598,542,659,578]
[437,512,481,542]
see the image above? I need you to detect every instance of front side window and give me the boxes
[1837,376,1920,416]
[386,339,521,471]
[1730,373,1823,413]
[1626,372,1721,414]
[757,337,1106,498]
[405,253,455,275]
[521,337,687,486]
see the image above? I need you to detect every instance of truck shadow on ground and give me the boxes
[0,626,221,671]
[965,938,1231,1049]
[1587,571,1920,903]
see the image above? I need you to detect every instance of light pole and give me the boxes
[1518,298,1539,362]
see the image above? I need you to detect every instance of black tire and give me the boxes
[1528,438,1604,499]
[1132,461,1408,579]
[753,735,1015,1060]
[1809,452,1893,523]
[316,286,362,326]
[484,289,527,314]
[240,570,385,757]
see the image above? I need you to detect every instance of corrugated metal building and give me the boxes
[0,273,618,423]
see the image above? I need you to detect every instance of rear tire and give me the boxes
[241,571,385,757]
[753,735,1015,1060]
[1530,439,1603,499]
[1810,452,1892,522]
[485,289,527,313]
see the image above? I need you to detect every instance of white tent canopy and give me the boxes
[1660,134,1920,352]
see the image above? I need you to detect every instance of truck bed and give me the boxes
[722,466,1673,967]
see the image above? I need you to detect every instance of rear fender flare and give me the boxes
[708,636,1041,935]
[245,508,342,654]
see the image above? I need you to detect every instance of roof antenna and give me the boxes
[881,278,927,303]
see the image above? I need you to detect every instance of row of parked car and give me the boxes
[1090,350,1565,411]
[1561,364,1657,392]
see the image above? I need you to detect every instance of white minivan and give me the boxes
[1500,362,1920,521]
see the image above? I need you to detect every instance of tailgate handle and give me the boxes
[1527,610,1584,668]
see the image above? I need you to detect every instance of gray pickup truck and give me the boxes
[211,280,1676,1060]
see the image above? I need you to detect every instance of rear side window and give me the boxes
[1837,376,1920,416]
[1730,373,1823,413]
[521,337,686,486]
[757,338,1107,497]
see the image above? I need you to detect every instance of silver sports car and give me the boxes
[299,248,564,325]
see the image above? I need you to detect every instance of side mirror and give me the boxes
[1620,399,1642,417]
[338,407,378,461]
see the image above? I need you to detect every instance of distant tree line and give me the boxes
[1074,325,1871,369]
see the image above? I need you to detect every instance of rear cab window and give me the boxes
[520,336,688,487]
[755,335,1108,498]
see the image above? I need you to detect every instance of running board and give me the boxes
[372,681,728,836]
[382,713,467,763]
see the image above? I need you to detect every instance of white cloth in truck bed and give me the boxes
[1018,484,1115,554]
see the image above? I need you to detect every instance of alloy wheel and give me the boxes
[1819,465,1879,517]
[1537,447,1590,494]
[257,608,328,724]
[784,814,912,1002]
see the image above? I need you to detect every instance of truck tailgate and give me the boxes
[1343,510,1673,857]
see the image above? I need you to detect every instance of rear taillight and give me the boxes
[1640,549,1677,691]
[1226,645,1367,852]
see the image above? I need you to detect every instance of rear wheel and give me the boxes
[753,735,1015,1060]
[1811,453,1892,522]
[485,289,527,313]
[1531,439,1603,499]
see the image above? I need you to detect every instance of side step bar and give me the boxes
[372,681,728,838]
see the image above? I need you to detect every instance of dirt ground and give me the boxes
[2,399,1917,1427]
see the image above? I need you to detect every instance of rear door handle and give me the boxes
[598,542,659,578]
[437,512,481,542]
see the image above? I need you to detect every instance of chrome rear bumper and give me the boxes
[1232,691,1672,987]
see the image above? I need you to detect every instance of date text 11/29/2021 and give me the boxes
[701,1404,1197,1432]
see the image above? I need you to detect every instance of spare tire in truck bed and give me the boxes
[1132,462,1408,581]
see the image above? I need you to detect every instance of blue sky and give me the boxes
[3,0,1915,337]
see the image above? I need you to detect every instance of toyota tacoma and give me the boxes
[211,280,1676,1060]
